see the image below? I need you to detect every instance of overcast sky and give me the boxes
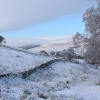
[0,0,95,37]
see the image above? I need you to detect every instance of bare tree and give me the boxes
[73,32,85,57]
[83,0,100,65]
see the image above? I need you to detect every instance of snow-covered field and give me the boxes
[0,46,53,75]
[0,59,100,100]
[0,37,100,100]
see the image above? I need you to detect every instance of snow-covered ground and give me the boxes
[0,59,100,100]
[0,46,53,75]
[0,37,100,100]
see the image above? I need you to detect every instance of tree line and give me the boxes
[73,0,100,65]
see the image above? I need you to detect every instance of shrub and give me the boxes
[40,50,48,56]
[0,36,5,44]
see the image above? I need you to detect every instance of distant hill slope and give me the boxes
[19,44,40,50]
[0,46,54,75]
[0,46,100,100]
[30,35,73,51]
[5,35,73,51]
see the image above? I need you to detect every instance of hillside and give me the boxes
[0,45,100,100]
[5,36,73,51]
[0,46,54,75]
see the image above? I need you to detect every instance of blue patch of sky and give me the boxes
[2,13,85,38]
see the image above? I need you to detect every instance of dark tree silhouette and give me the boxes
[0,36,5,44]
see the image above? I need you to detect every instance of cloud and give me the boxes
[0,0,93,33]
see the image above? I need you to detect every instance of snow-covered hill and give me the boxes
[30,35,73,52]
[0,41,100,100]
[0,56,100,100]
[0,46,54,75]
[5,35,73,51]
